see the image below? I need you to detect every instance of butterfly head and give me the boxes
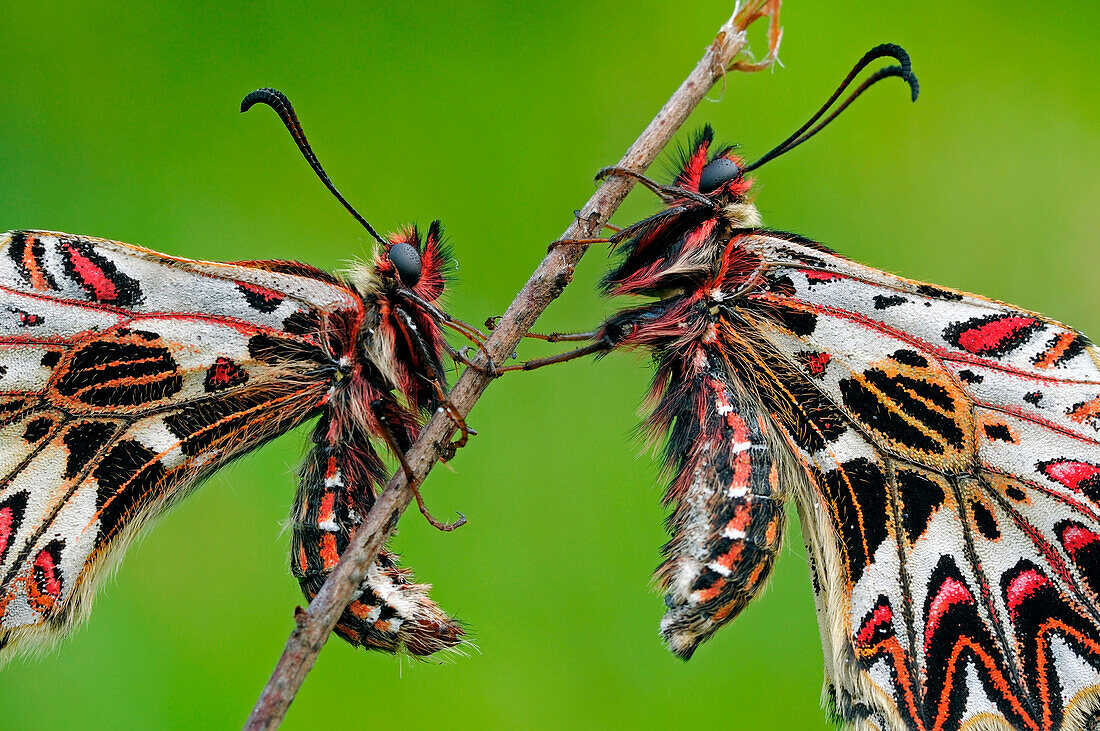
[239,88,451,308]
[674,125,753,204]
[347,221,454,409]
[599,128,761,299]
[387,241,422,287]
[371,220,452,304]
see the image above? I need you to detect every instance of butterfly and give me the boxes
[518,45,1100,730]
[0,88,479,662]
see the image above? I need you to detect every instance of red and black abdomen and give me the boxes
[606,298,788,659]
[290,375,463,656]
[653,343,787,659]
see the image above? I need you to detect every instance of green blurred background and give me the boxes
[1,2,1097,728]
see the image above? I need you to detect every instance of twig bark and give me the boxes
[244,3,781,728]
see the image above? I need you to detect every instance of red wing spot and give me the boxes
[35,552,61,596]
[1059,523,1100,559]
[348,600,374,620]
[62,242,118,301]
[203,357,249,392]
[943,314,1042,356]
[714,543,745,571]
[1038,459,1100,493]
[924,577,972,652]
[237,282,285,314]
[855,601,894,647]
[1033,331,1085,369]
[7,306,44,327]
[1067,397,1100,429]
[1004,569,1050,617]
[763,515,781,544]
[726,503,752,536]
[804,271,842,285]
[0,507,12,560]
[796,351,830,378]
[711,599,738,622]
[320,534,340,569]
[31,542,65,611]
[692,577,727,603]
[317,491,336,525]
[21,233,52,291]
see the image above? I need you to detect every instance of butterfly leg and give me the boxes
[423,377,475,455]
[398,289,492,364]
[391,307,488,438]
[450,323,601,376]
[549,208,622,251]
[572,209,623,234]
[485,315,597,343]
[496,338,612,373]
[371,398,466,532]
[594,166,715,207]
[445,341,502,379]
[547,236,614,251]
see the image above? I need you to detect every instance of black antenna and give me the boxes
[741,44,919,174]
[241,88,388,246]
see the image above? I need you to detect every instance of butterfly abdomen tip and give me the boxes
[663,633,699,662]
[660,612,703,661]
[404,622,465,657]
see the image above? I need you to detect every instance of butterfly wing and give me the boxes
[735,232,1100,729]
[0,230,360,659]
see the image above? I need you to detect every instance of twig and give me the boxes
[243,3,781,728]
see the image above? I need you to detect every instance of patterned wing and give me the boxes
[0,230,361,659]
[736,232,1100,730]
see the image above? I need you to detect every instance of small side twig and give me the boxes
[244,3,781,728]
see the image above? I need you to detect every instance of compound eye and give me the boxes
[388,242,422,286]
[698,157,741,194]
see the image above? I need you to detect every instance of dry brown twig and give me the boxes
[244,2,782,727]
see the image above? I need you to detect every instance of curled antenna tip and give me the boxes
[240,87,287,114]
[237,87,389,246]
[906,72,920,101]
[741,42,920,173]
[867,44,919,101]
